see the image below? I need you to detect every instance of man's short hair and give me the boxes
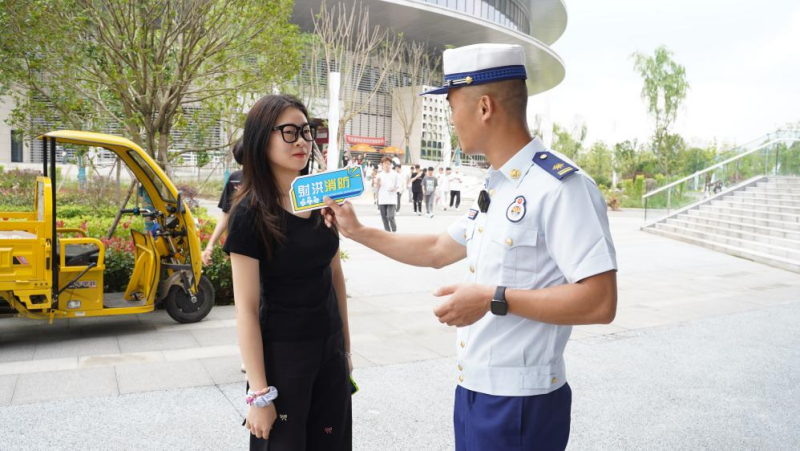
[428,166,434,171]
[467,79,528,120]
[381,156,392,164]
[232,139,244,165]
[446,167,451,171]
[415,164,421,169]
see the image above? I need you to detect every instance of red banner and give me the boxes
[345,135,385,146]
[315,127,329,144]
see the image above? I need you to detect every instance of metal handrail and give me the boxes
[642,129,800,200]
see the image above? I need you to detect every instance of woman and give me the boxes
[202,140,244,267]
[224,94,353,451]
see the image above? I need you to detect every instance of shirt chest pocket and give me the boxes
[490,224,538,287]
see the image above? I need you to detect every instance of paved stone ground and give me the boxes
[1,192,798,450]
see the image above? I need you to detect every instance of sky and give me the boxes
[527,0,800,149]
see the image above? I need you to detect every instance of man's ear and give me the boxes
[479,95,494,123]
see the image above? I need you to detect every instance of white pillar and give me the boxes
[443,126,452,166]
[327,72,341,171]
[540,93,554,148]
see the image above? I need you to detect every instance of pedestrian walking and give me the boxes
[376,157,399,232]
[411,166,425,216]
[441,167,452,211]
[449,168,463,211]
[423,166,438,218]
[202,139,244,266]
[395,164,408,213]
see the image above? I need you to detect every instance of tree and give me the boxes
[551,121,587,161]
[579,141,613,188]
[311,1,403,164]
[676,144,716,177]
[283,33,328,119]
[391,40,441,164]
[530,114,545,140]
[613,139,658,180]
[632,46,690,179]
[0,0,301,169]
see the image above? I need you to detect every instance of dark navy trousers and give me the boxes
[454,383,572,451]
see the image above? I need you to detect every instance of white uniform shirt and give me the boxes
[440,173,451,191]
[447,138,617,397]
[398,171,410,194]
[376,171,399,205]
[450,173,462,191]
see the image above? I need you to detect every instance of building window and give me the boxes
[11,130,23,163]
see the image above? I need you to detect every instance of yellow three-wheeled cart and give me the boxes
[0,131,214,323]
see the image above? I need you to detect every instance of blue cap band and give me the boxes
[421,65,527,96]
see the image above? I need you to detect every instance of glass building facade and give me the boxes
[417,0,531,35]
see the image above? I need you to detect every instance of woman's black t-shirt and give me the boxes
[217,170,243,213]
[223,202,342,342]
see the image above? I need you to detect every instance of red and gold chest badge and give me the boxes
[506,196,527,223]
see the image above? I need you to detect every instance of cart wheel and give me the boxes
[165,276,215,324]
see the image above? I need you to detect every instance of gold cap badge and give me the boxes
[465,76,473,85]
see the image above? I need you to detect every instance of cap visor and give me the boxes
[419,85,450,96]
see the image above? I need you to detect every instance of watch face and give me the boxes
[491,300,508,316]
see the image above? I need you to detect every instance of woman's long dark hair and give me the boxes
[230,94,327,260]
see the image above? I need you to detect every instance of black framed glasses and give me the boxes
[272,123,317,144]
[478,189,491,213]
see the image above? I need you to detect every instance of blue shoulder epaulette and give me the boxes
[532,151,578,180]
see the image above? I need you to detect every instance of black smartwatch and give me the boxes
[491,286,508,316]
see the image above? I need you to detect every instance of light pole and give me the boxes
[327,72,341,171]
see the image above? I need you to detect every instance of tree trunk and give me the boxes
[157,131,170,171]
[115,157,121,205]
[106,181,137,239]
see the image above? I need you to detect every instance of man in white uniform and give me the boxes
[323,44,617,451]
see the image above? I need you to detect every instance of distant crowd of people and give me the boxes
[365,161,464,231]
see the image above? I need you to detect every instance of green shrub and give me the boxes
[633,175,645,200]
[58,177,125,210]
[0,169,39,207]
[203,246,233,305]
[57,205,118,219]
[102,236,136,292]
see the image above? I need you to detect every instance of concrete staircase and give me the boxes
[644,176,800,273]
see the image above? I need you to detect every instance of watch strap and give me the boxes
[493,286,507,302]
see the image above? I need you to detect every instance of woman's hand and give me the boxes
[201,247,213,266]
[347,353,354,373]
[245,403,277,440]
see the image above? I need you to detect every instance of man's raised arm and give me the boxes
[322,197,465,269]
